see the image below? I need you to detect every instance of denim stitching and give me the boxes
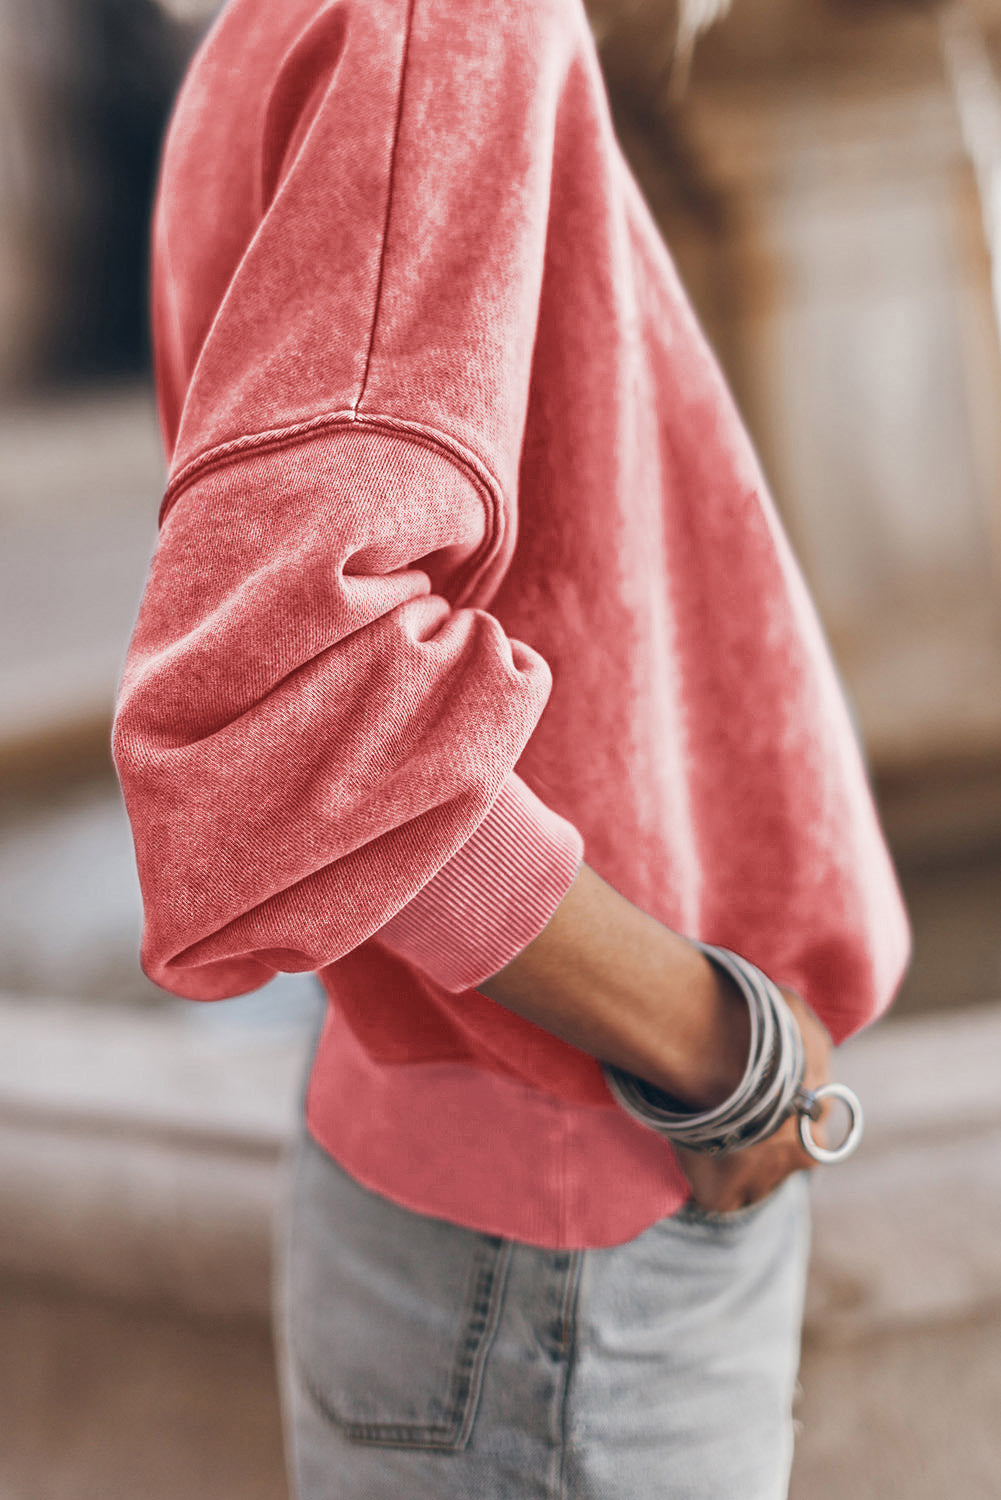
[295,1234,512,1450]
[556,1251,584,1500]
[453,1237,514,1448]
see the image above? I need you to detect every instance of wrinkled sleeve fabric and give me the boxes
[112,0,593,1002]
[112,424,584,1002]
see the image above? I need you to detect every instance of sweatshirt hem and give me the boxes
[304,996,693,1250]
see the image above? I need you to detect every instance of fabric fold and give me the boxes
[111,0,912,1246]
[112,424,584,1000]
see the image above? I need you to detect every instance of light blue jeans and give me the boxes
[274,1128,811,1500]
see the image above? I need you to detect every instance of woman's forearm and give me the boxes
[476,861,751,1110]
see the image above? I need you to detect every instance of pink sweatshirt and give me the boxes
[112,0,911,1247]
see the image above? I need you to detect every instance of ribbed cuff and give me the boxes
[375,771,585,993]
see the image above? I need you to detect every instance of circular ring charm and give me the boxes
[796,1083,864,1164]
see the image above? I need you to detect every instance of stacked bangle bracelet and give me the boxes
[602,941,864,1165]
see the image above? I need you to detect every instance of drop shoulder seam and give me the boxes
[354,0,415,412]
[157,408,508,601]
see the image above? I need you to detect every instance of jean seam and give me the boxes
[556,1251,584,1500]
[453,1237,514,1447]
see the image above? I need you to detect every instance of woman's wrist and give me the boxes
[673,952,753,1109]
[476,860,752,1107]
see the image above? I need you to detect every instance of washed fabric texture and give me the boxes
[275,1126,812,1500]
[112,0,911,1247]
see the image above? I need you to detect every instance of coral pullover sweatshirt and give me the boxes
[112,0,911,1247]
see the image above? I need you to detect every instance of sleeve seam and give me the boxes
[354,0,416,412]
[157,408,508,604]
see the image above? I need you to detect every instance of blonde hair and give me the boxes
[672,0,733,95]
[678,0,734,33]
[151,0,221,19]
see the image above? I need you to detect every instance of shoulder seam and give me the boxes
[354,0,417,413]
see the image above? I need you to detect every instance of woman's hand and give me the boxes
[674,986,833,1214]
[475,862,838,1209]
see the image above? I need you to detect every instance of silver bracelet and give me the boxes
[602,941,864,1164]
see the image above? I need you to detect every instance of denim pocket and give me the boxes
[288,1134,512,1451]
[668,1171,804,1234]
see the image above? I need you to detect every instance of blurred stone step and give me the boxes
[0,383,162,783]
[0,994,315,1320]
[0,992,998,1344]
[0,1279,288,1500]
[804,1000,1001,1344]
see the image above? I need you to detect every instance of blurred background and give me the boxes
[1,0,999,1495]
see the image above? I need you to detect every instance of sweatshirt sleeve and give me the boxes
[111,423,584,1002]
